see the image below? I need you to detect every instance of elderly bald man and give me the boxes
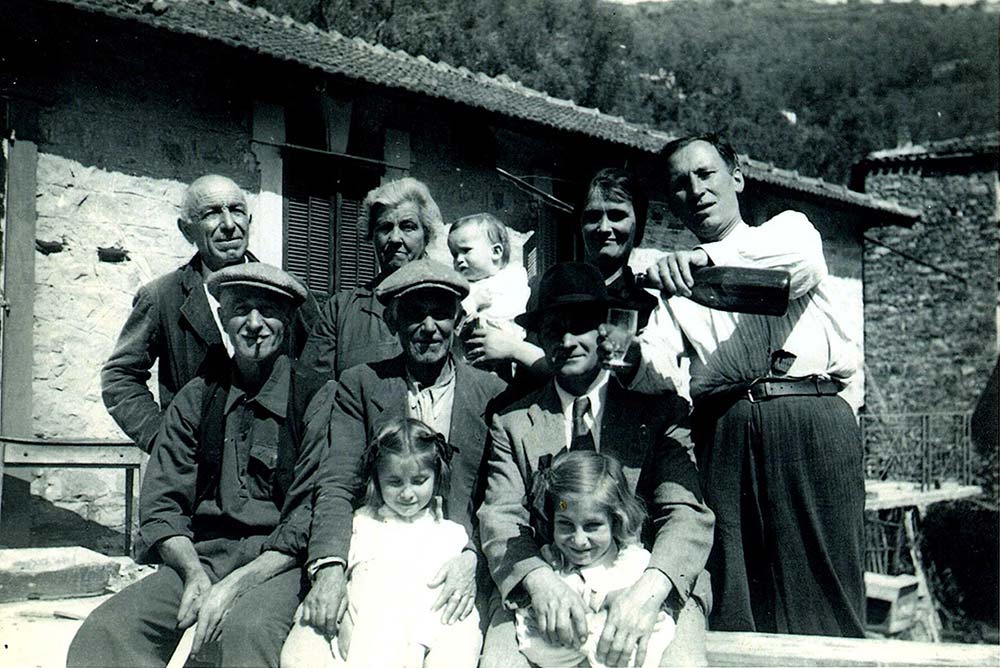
[102,174,314,452]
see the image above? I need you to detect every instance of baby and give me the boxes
[447,213,530,348]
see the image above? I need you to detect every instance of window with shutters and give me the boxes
[283,152,379,299]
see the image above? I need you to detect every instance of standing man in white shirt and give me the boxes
[634,135,865,637]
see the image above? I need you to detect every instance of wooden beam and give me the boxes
[865,481,983,511]
[1,139,36,439]
[0,138,38,537]
[706,631,1000,667]
[3,443,144,468]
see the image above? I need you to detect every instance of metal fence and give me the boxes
[860,412,973,489]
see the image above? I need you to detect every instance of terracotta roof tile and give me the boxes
[743,157,920,219]
[49,0,917,219]
[864,132,999,163]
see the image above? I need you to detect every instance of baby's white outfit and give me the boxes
[515,543,676,668]
[462,263,531,339]
[334,502,480,668]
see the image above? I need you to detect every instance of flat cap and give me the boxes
[206,262,308,304]
[375,258,470,305]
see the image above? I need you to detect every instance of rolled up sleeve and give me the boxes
[697,211,827,300]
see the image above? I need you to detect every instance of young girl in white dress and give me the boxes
[331,417,481,668]
[517,450,676,668]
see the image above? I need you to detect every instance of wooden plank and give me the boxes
[865,481,982,511]
[3,444,144,467]
[1,139,37,440]
[0,139,38,536]
[706,631,1000,667]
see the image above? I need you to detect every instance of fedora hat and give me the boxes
[515,262,614,331]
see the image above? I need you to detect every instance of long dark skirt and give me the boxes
[694,393,866,637]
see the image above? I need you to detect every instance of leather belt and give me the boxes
[745,377,842,403]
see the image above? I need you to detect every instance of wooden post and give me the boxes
[904,508,942,642]
[0,138,38,534]
[920,414,930,492]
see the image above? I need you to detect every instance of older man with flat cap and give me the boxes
[102,174,314,452]
[69,263,327,668]
[282,258,509,667]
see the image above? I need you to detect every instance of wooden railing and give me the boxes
[0,436,143,555]
[860,412,973,489]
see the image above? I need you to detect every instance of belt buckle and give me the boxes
[746,378,764,403]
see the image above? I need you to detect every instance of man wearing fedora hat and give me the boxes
[282,258,509,665]
[477,262,714,667]
[69,263,327,668]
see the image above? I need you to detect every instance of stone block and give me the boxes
[0,547,120,602]
[865,572,920,635]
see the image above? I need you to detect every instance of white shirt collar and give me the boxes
[604,266,624,287]
[553,370,610,449]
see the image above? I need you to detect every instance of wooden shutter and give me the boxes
[335,194,376,291]
[285,193,333,295]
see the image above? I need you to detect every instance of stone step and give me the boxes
[0,547,120,602]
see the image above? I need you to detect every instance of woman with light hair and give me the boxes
[300,177,443,378]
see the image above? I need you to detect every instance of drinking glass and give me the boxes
[604,308,638,368]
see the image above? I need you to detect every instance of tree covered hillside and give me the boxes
[252,0,998,183]
[625,0,999,181]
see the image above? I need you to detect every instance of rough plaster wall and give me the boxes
[408,111,555,270]
[864,167,998,414]
[29,154,263,531]
[5,13,265,538]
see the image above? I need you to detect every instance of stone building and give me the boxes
[0,0,915,547]
[852,134,999,416]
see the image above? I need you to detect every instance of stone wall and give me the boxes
[863,165,998,414]
[4,9,261,537]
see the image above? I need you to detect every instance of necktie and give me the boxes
[571,396,596,451]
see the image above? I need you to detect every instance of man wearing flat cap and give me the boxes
[281,258,509,664]
[478,262,714,667]
[101,174,315,453]
[69,263,327,668]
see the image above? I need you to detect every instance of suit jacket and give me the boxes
[102,253,316,452]
[478,380,713,607]
[307,354,508,564]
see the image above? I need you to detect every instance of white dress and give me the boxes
[336,503,481,668]
[515,542,676,668]
[462,263,531,339]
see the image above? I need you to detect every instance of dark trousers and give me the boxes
[67,566,304,668]
[695,393,866,637]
